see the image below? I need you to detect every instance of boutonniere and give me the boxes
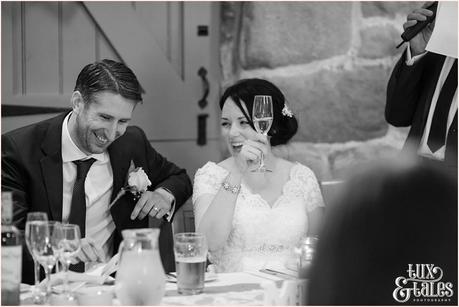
[109,160,152,208]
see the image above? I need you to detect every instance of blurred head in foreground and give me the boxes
[308,157,458,305]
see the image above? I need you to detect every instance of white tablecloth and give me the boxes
[162,271,285,305]
[21,271,294,305]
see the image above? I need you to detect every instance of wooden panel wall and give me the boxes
[133,2,184,78]
[1,1,121,116]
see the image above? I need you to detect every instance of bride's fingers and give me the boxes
[245,140,268,156]
[240,147,260,162]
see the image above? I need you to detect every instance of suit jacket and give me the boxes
[386,51,458,169]
[1,112,192,284]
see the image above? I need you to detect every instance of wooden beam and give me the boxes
[2,104,70,117]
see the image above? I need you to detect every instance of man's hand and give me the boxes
[71,237,105,264]
[130,190,172,220]
[404,2,436,56]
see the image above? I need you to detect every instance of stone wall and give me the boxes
[220,1,422,181]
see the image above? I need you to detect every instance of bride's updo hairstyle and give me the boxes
[219,78,298,146]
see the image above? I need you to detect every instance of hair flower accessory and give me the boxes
[109,160,151,208]
[282,103,294,118]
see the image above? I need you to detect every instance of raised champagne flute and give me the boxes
[29,221,62,302]
[252,95,273,172]
[25,212,48,304]
[58,224,81,298]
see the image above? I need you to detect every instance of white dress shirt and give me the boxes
[406,46,458,161]
[61,112,116,262]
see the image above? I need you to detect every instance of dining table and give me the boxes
[20,269,308,305]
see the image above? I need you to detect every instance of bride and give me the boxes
[192,78,324,273]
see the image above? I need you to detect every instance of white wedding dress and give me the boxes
[192,161,325,273]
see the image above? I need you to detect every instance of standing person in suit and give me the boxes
[386,2,457,173]
[2,59,192,284]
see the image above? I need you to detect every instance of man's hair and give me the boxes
[74,59,143,104]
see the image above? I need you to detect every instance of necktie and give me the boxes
[427,59,458,153]
[68,158,96,237]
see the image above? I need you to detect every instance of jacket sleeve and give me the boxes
[385,49,427,127]
[135,127,192,219]
[1,134,29,230]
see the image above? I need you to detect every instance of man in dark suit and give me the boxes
[2,59,192,284]
[386,2,457,173]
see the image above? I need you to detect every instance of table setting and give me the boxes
[19,224,316,305]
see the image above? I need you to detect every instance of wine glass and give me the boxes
[25,212,48,304]
[252,95,273,172]
[29,221,63,302]
[58,224,81,297]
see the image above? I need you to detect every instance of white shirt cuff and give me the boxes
[155,187,176,222]
[405,44,428,66]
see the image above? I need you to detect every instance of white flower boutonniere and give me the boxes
[109,160,152,209]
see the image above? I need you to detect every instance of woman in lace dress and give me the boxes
[193,79,324,273]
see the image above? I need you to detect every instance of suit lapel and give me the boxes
[40,113,68,222]
[108,145,130,203]
[107,136,162,229]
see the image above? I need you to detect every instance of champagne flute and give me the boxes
[58,224,81,297]
[252,95,273,172]
[29,221,62,302]
[25,212,48,304]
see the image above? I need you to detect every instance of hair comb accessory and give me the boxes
[282,103,294,118]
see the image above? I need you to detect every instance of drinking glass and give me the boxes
[25,212,48,304]
[252,95,273,172]
[58,224,81,297]
[297,236,318,279]
[173,232,208,295]
[29,221,63,302]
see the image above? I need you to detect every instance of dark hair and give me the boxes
[308,160,458,305]
[74,59,143,104]
[219,78,298,146]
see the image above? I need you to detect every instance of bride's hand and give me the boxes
[236,134,270,173]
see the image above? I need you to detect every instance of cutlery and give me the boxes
[166,273,177,283]
[259,268,297,279]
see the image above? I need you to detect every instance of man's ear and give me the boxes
[71,91,84,114]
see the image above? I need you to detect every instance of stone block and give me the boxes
[240,2,352,69]
[273,142,331,181]
[358,25,402,59]
[327,126,408,178]
[361,1,424,18]
[268,64,392,143]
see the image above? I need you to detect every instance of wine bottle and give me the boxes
[1,191,22,306]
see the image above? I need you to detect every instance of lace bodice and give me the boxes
[193,161,324,273]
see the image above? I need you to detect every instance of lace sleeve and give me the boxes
[295,164,325,212]
[192,162,228,228]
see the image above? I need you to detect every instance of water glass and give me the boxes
[25,212,48,304]
[298,236,318,279]
[29,221,63,302]
[58,224,81,296]
[173,233,208,295]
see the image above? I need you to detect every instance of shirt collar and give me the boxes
[61,112,108,163]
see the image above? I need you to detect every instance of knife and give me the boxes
[259,268,297,279]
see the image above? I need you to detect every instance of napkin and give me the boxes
[39,269,116,295]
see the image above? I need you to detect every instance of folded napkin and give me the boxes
[38,269,116,296]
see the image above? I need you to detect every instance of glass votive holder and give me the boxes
[298,236,318,279]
